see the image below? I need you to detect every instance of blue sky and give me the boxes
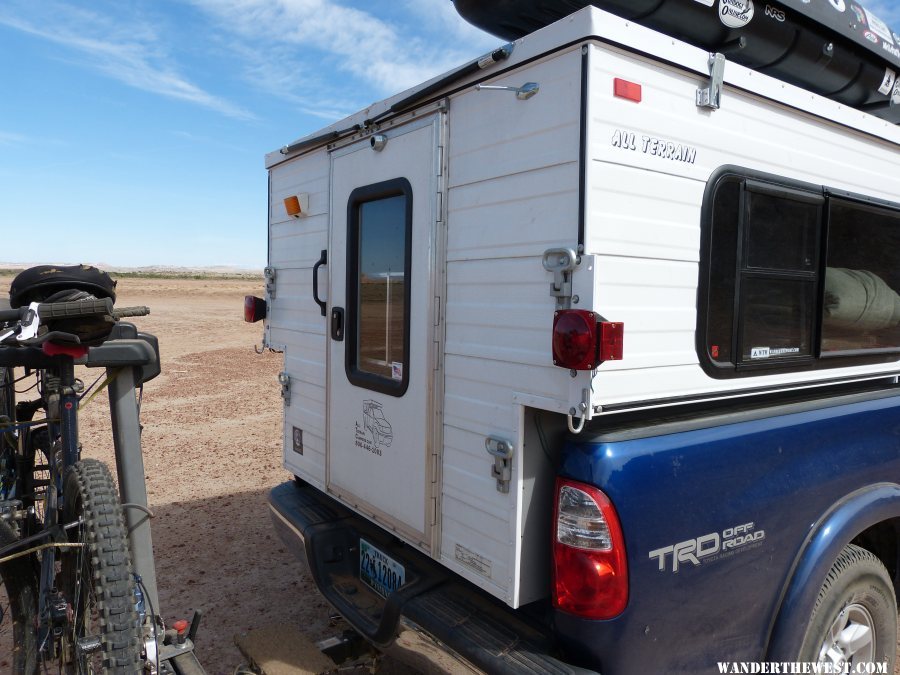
[0,0,496,269]
[1,1,899,269]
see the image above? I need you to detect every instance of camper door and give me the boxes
[326,114,443,549]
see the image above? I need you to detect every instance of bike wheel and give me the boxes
[20,428,51,536]
[0,518,38,674]
[59,459,142,674]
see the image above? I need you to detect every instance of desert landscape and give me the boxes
[0,273,408,674]
[2,272,898,675]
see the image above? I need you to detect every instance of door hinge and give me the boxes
[264,266,277,299]
[278,371,291,406]
[430,497,437,526]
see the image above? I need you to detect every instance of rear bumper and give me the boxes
[269,480,599,675]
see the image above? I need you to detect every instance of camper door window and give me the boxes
[345,178,413,397]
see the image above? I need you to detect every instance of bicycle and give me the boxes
[0,266,203,675]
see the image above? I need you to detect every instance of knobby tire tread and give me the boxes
[0,518,38,674]
[63,459,142,674]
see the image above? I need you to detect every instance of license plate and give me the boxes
[359,538,405,598]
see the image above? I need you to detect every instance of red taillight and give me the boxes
[552,478,628,619]
[244,295,267,323]
[552,310,623,370]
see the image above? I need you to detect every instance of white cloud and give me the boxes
[189,0,501,113]
[0,1,253,120]
[0,131,28,145]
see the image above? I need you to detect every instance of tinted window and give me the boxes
[346,178,412,396]
[821,200,900,354]
[700,169,900,377]
[357,196,407,379]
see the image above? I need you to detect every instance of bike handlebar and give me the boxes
[113,306,150,319]
[0,298,114,324]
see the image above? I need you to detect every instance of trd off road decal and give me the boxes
[649,521,766,573]
[355,400,394,456]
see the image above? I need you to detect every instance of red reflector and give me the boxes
[553,478,628,619]
[599,321,624,361]
[553,310,599,370]
[613,78,642,102]
[244,295,267,323]
[42,342,89,359]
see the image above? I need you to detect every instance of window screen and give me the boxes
[821,200,900,354]
[346,179,412,396]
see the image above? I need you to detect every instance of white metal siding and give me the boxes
[441,49,583,604]
[268,152,330,487]
[584,42,900,409]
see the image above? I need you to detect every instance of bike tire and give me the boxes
[60,459,142,674]
[0,518,38,674]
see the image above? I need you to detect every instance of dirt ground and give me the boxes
[71,276,306,674]
[2,275,898,674]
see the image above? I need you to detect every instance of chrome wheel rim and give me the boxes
[817,602,876,668]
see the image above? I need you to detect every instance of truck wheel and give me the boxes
[797,544,897,672]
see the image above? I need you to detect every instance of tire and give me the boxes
[59,459,142,674]
[0,518,38,674]
[798,543,897,672]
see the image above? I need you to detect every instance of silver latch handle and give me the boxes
[485,436,513,459]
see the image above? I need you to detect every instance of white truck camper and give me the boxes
[257,4,900,672]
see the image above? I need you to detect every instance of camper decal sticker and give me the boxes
[750,346,800,359]
[878,68,897,96]
[827,0,846,12]
[764,4,785,22]
[649,521,766,573]
[719,0,754,28]
[355,400,393,456]
[611,129,698,165]
[864,7,894,43]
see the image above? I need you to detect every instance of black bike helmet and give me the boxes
[9,265,117,345]
[9,265,116,308]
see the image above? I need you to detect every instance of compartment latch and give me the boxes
[542,248,579,310]
[278,371,291,406]
[264,266,277,299]
[485,436,514,494]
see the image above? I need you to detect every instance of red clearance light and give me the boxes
[600,321,624,361]
[553,311,624,370]
[553,478,628,619]
[244,295,267,323]
[613,78,642,102]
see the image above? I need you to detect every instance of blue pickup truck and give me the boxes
[258,1,900,672]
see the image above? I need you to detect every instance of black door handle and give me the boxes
[331,307,344,341]
[312,249,327,316]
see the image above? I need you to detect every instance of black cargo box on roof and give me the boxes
[452,0,900,123]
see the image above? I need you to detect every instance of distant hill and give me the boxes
[0,263,263,279]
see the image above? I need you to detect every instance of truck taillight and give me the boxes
[244,295,267,323]
[552,310,623,370]
[552,478,628,619]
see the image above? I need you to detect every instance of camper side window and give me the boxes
[700,168,900,377]
[345,178,413,396]
[821,199,900,355]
